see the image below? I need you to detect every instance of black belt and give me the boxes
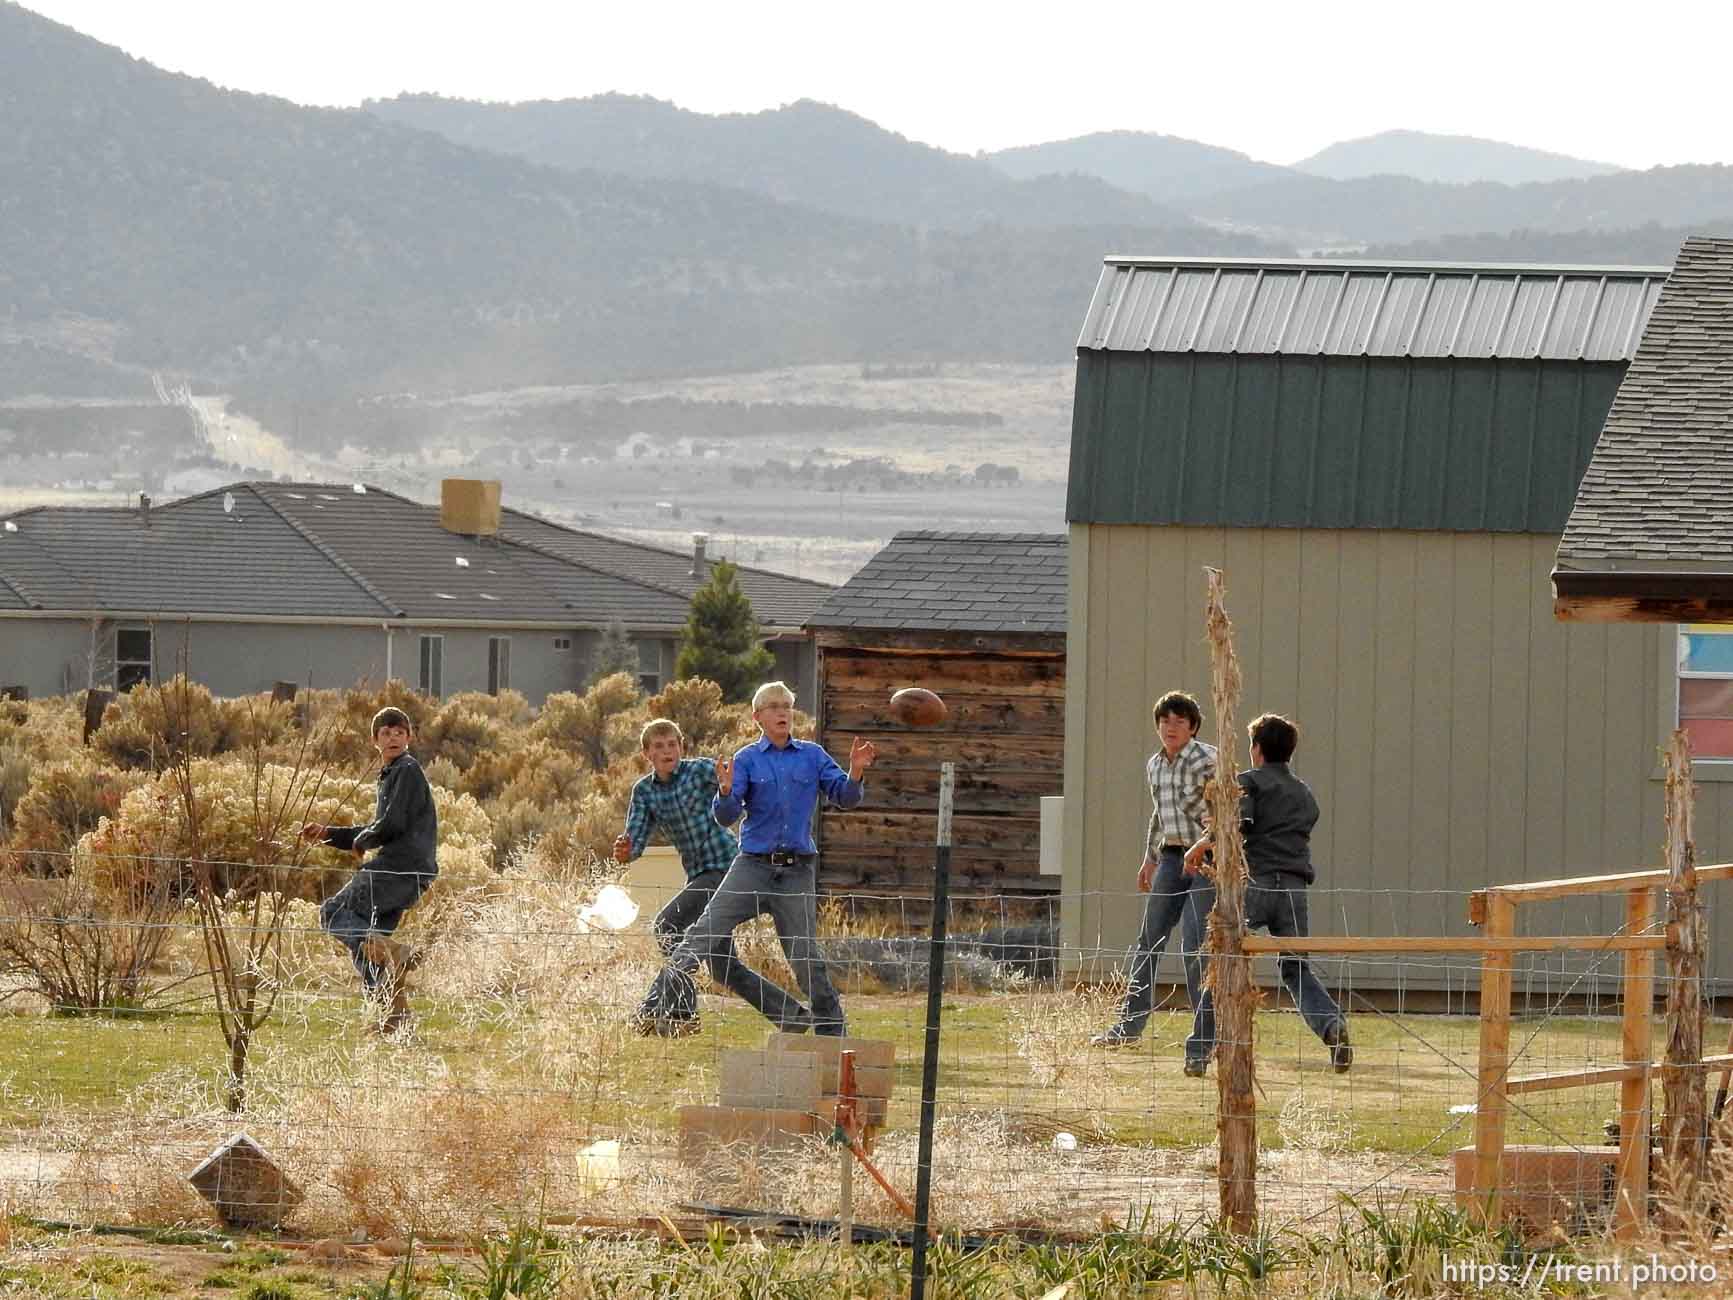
[765,849,813,868]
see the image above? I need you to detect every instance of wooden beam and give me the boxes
[1239,934,1665,955]
[1516,1054,1733,1095]
[1472,863,1733,906]
[1472,895,1516,1229]
[1508,1062,1646,1095]
[1616,885,1656,1239]
[1555,594,1733,624]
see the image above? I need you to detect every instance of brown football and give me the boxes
[889,686,948,727]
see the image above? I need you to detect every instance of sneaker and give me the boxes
[1089,1028,1138,1049]
[1183,1057,1209,1079]
[1325,1022,1353,1073]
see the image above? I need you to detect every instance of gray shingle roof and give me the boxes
[499,509,833,628]
[0,482,822,629]
[1557,237,1733,573]
[1082,257,1668,361]
[0,487,393,616]
[807,531,1067,634]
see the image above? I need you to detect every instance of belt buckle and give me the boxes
[769,850,797,868]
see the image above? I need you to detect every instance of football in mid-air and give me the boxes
[889,686,948,727]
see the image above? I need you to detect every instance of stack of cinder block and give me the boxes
[679,1032,895,1160]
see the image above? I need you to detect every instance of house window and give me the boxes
[418,635,444,698]
[488,636,512,695]
[115,627,152,691]
[637,640,662,695]
[553,637,572,652]
[1678,625,1733,758]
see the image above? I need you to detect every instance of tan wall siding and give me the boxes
[1066,525,1729,988]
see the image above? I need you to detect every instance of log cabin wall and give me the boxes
[814,627,1065,899]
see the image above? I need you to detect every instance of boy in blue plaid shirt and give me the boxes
[615,718,739,1035]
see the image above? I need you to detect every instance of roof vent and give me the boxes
[139,492,152,526]
[440,479,501,537]
[690,532,709,578]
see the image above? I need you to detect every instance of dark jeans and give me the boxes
[651,868,728,958]
[1189,874,1344,1059]
[319,862,433,992]
[1113,846,1214,1048]
[644,852,845,1036]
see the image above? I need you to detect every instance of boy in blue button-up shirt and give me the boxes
[636,681,874,1037]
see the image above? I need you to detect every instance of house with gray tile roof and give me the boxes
[806,532,1066,898]
[0,479,829,707]
[1553,234,1733,772]
[1554,237,1733,621]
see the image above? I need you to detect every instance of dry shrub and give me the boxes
[1276,1091,1350,1154]
[0,739,29,837]
[293,681,437,770]
[90,676,225,771]
[420,696,513,775]
[0,695,80,761]
[643,678,741,752]
[215,693,300,758]
[0,868,180,1013]
[421,871,655,1026]
[422,754,462,791]
[1008,971,1125,1092]
[72,757,493,914]
[6,752,150,875]
[531,673,643,770]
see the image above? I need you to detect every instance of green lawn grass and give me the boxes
[0,986,1701,1163]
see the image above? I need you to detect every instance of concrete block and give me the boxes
[718,1048,822,1111]
[188,1132,303,1229]
[678,1105,820,1161]
[1451,1145,1621,1234]
[767,1033,896,1096]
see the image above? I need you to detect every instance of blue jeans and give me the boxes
[319,863,433,992]
[1113,846,1214,1050]
[1189,874,1344,1057]
[644,852,846,1036]
[650,868,728,958]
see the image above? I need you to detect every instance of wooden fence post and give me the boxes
[1203,568,1257,1235]
[1471,893,1516,1227]
[1660,729,1706,1221]
[1614,885,1656,1238]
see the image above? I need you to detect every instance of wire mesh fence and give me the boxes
[0,855,1718,1250]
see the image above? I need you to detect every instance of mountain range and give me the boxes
[1293,129,1623,185]
[5,0,1733,414]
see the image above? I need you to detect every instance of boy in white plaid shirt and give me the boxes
[1092,690,1218,1073]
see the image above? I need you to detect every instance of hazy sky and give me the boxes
[23,0,1733,168]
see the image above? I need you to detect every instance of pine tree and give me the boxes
[675,560,775,703]
[587,616,639,686]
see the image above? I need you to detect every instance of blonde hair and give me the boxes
[751,681,795,710]
[640,718,684,749]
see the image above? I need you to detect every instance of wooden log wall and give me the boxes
[814,629,1065,900]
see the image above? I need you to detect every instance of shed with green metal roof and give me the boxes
[1060,255,1731,994]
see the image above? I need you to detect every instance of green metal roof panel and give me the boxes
[1067,350,1626,532]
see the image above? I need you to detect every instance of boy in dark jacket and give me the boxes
[301,706,438,1033]
[1183,713,1350,1072]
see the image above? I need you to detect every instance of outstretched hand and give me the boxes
[848,736,877,781]
[299,822,326,843]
